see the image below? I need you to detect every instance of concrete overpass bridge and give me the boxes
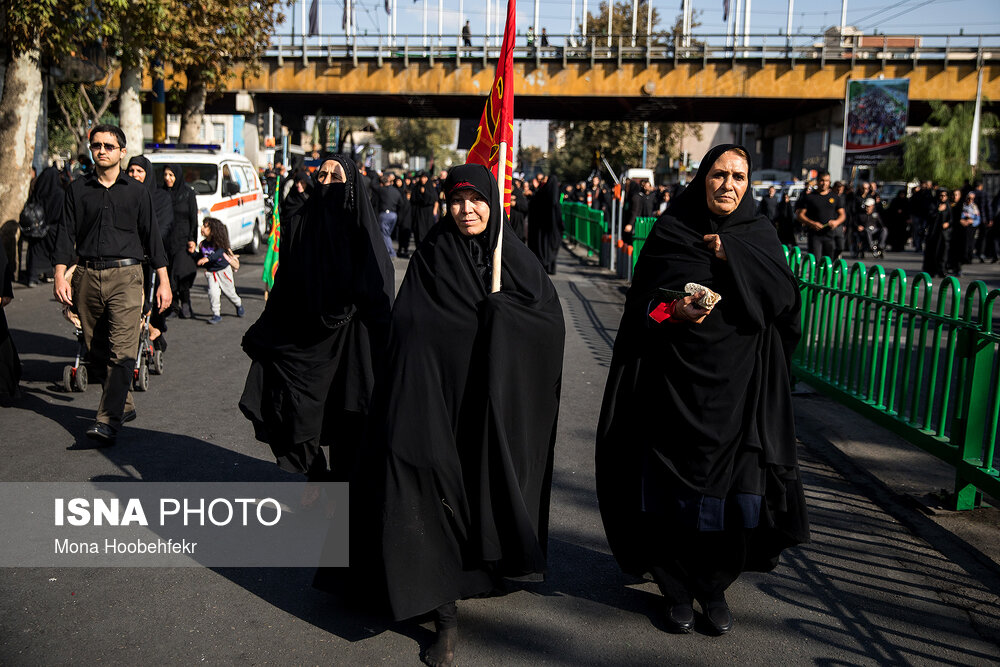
[174,32,1000,124]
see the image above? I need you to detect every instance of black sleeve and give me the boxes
[186,189,199,243]
[53,183,78,266]
[138,190,168,269]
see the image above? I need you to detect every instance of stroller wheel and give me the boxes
[62,366,74,393]
[151,349,164,375]
[74,365,88,392]
[134,357,150,392]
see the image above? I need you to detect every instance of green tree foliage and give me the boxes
[376,118,458,165]
[2,0,125,58]
[51,79,118,155]
[549,119,701,182]
[898,101,998,189]
[581,0,663,46]
[163,0,285,91]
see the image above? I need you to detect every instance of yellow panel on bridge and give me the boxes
[153,59,998,102]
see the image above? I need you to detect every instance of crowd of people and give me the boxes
[751,173,999,279]
[266,160,567,276]
[8,122,995,666]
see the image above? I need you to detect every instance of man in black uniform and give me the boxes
[758,185,779,221]
[53,124,171,444]
[796,172,846,259]
[374,173,404,258]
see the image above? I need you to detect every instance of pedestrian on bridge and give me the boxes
[597,144,809,637]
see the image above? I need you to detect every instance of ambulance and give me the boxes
[145,144,268,254]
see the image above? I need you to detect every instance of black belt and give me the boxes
[81,258,140,270]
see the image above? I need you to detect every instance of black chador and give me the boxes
[372,163,565,622]
[596,144,809,623]
[239,155,394,480]
[527,174,563,274]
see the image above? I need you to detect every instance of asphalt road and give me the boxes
[1,245,999,665]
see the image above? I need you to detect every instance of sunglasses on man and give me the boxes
[90,142,120,152]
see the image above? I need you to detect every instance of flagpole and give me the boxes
[970,67,985,170]
[438,0,443,46]
[492,140,508,293]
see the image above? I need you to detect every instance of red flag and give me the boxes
[467,0,515,215]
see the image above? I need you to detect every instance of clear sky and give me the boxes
[287,0,1000,40]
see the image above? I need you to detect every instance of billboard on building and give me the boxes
[843,78,909,167]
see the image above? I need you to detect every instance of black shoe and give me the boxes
[85,422,117,445]
[702,601,733,635]
[665,602,695,633]
[180,302,193,319]
[122,410,137,424]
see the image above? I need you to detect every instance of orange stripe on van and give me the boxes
[209,193,261,212]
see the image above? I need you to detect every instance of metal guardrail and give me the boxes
[566,212,998,509]
[562,202,605,257]
[266,32,1000,67]
[787,247,1000,510]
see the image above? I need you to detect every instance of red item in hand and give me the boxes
[649,300,676,324]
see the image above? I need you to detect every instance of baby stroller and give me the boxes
[134,265,165,391]
[61,308,89,393]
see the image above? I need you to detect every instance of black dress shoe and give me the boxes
[122,410,137,424]
[703,601,734,635]
[85,422,117,445]
[665,603,695,633]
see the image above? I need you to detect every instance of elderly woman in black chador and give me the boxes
[239,155,394,482]
[370,163,565,667]
[596,144,809,636]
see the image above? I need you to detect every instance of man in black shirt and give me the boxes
[53,124,171,444]
[374,174,403,258]
[796,172,846,259]
[758,185,779,220]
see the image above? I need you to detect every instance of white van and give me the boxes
[626,168,655,187]
[145,145,268,254]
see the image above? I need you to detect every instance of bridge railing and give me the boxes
[786,247,1000,510]
[265,32,1000,66]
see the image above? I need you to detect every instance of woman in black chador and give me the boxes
[596,144,809,636]
[160,164,199,318]
[239,155,394,482]
[373,164,564,667]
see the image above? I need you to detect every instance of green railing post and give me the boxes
[951,325,994,510]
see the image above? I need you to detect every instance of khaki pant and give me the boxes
[71,264,143,428]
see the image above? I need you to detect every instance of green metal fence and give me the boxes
[631,216,658,272]
[562,202,606,255]
[787,247,1000,510]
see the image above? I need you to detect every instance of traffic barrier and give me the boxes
[630,216,658,274]
[562,202,606,257]
[787,247,1000,510]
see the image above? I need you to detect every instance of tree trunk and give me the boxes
[0,48,44,273]
[119,61,144,159]
[178,69,207,144]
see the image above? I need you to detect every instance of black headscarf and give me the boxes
[239,154,394,478]
[596,143,808,577]
[373,163,566,621]
[127,155,174,241]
